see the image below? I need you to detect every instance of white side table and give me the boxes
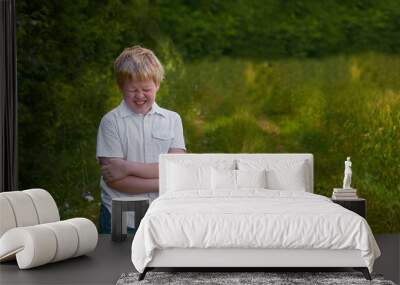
[111,197,149,242]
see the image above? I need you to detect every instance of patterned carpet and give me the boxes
[116,271,396,285]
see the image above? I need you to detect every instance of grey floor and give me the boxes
[0,234,399,285]
[374,234,400,284]
[0,235,135,285]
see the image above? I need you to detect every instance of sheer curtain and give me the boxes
[0,0,17,192]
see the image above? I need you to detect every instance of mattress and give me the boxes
[131,190,380,273]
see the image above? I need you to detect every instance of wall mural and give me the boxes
[17,1,400,233]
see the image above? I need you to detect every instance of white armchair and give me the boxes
[0,188,98,269]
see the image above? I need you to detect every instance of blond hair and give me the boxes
[114,46,164,88]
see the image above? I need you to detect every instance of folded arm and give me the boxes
[98,148,185,194]
[98,157,158,194]
[99,157,155,179]
[99,147,185,181]
[106,176,158,195]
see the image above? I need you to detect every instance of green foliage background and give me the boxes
[17,0,399,233]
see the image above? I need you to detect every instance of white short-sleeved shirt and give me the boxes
[96,100,186,225]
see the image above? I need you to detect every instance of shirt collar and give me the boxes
[118,100,167,118]
[152,102,168,117]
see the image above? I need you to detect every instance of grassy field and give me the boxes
[16,0,400,235]
[20,52,399,234]
[159,52,400,233]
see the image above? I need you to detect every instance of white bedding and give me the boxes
[131,190,380,273]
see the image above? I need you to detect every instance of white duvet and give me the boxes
[131,190,380,273]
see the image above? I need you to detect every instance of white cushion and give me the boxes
[0,196,17,237]
[164,158,236,193]
[65,218,98,257]
[42,221,79,262]
[237,169,267,189]
[23,188,60,223]
[167,162,212,191]
[267,162,307,191]
[0,225,57,269]
[238,159,308,191]
[0,189,98,269]
[0,189,60,238]
[211,169,268,191]
[211,168,236,191]
[0,218,97,269]
[0,191,39,227]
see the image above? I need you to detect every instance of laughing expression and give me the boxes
[121,80,159,115]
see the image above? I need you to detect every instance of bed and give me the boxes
[131,154,380,280]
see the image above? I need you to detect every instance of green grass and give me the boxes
[19,52,400,233]
[159,52,400,233]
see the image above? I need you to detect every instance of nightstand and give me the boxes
[332,198,366,218]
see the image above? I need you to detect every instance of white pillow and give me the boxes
[267,161,307,191]
[166,159,236,192]
[211,169,268,191]
[167,162,211,191]
[238,159,308,191]
[211,168,236,191]
[236,169,267,189]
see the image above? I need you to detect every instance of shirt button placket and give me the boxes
[143,114,150,163]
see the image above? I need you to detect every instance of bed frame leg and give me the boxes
[138,268,148,281]
[354,267,371,280]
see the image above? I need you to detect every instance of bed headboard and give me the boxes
[159,153,314,195]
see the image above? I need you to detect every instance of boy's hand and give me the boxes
[101,158,129,182]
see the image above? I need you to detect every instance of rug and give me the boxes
[116,271,396,285]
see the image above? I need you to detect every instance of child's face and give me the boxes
[121,79,159,115]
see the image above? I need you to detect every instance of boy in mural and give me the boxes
[96,46,186,234]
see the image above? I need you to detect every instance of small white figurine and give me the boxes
[343,157,352,189]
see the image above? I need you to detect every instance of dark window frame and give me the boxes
[1,0,18,192]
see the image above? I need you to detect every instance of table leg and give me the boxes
[133,200,149,229]
[112,200,123,241]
